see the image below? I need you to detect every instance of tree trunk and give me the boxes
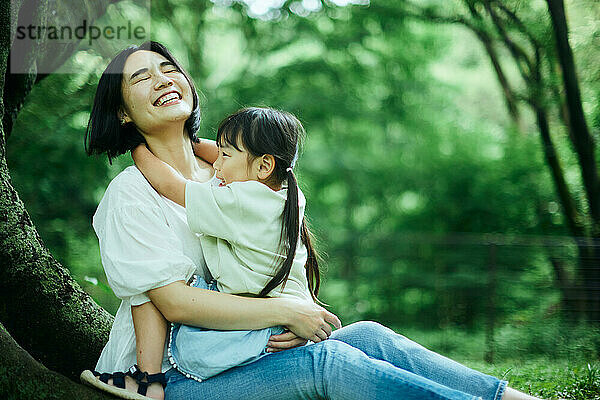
[547,0,600,322]
[0,322,115,399]
[0,0,121,385]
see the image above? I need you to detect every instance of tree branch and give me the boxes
[546,0,600,232]
[482,0,533,80]
[465,2,521,127]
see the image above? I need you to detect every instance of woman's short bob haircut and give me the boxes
[85,41,201,163]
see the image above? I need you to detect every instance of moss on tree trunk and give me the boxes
[0,0,121,392]
[0,321,117,399]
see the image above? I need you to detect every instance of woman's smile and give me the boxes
[153,90,182,107]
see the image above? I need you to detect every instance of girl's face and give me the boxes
[120,50,193,134]
[213,140,259,185]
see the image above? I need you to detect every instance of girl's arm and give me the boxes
[147,281,341,343]
[132,145,186,207]
[193,138,219,164]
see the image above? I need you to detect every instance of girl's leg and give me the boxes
[166,339,480,400]
[131,301,167,400]
[330,321,534,400]
[91,302,167,399]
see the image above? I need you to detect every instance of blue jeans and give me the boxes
[165,321,507,400]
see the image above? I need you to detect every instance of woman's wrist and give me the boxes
[267,297,293,327]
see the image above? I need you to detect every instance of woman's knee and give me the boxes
[331,320,421,359]
[349,320,389,335]
[331,320,391,342]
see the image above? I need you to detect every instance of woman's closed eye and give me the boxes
[132,74,150,84]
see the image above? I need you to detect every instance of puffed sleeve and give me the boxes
[96,205,197,306]
[184,180,242,243]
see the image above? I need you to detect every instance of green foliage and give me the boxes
[401,320,600,364]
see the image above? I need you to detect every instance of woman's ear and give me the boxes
[255,154,276,181]
[117,108,132,125]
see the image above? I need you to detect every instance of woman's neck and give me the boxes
[144,128,200,180]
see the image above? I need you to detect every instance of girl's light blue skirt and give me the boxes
[167,275,284,382]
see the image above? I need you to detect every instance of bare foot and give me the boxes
[502,387,543,400]
[142,382,164,400]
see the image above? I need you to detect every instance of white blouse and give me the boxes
[93,166,209,373]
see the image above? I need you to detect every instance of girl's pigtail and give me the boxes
[258,168,300,297]
[301,217,325,305]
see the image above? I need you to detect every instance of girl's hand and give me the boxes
[278,298,342,343]
[266,331,308,353]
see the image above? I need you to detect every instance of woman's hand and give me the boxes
[266,331,308,353]
[276,298,342,343]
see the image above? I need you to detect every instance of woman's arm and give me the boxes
[132,145,186,206]
[147,281,341,343]
[193,139,218,164]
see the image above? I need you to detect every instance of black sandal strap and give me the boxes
[127,364,144,380]
[146,372,167,388]
[125,364,167,394]
[94,371,126,389]
[112,371,126,389]
[98,373,112,384]
[137,377,150,396]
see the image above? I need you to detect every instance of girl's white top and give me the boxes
[185,178,313,302]
[93,166,209,373]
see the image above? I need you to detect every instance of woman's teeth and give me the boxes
[154,92,180,106]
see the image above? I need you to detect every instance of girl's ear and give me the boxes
[255,154,276,181]
[117,107,132,125]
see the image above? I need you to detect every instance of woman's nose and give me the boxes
[154,74,173,90]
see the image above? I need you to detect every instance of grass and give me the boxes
[464,359,600,399]
[394,324,600,399]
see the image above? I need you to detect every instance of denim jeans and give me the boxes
[165,321,507,400]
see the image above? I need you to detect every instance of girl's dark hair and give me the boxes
[85,41,201,163]
[216,107,321,302]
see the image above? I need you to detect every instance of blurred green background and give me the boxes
[6,0,600,369]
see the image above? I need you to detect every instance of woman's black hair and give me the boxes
[216,107,321,302]
[85,41,201,163]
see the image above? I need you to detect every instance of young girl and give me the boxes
[128,107,323,398]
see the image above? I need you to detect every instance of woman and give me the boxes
[85,41,541,400]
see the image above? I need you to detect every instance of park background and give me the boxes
[2,0,600,398]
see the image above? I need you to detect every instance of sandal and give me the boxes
[80,365,166,400]
[127,364,167,397]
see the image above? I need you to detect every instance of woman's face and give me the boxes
[120,50,193,134]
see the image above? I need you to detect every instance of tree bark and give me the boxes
[0,322,115,399]
[0,0,121,383]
